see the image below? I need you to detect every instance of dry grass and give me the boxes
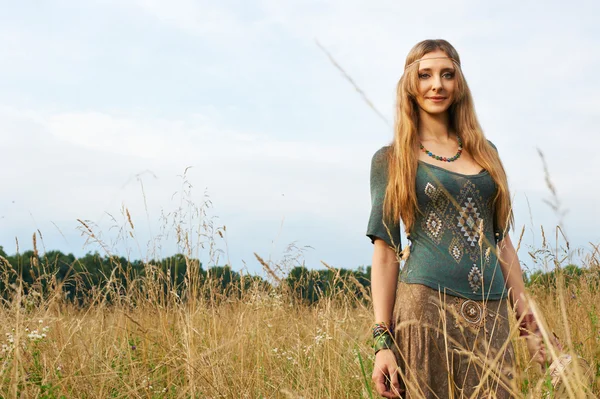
[0,275,374,398]
[0,234,599,398]
[0,173,598,398]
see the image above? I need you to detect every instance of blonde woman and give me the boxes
[367,39,548,398]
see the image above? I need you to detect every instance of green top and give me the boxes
[366,144,508,300]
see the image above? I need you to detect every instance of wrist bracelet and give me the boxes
[372,322,391,338]
[373,332,394,355]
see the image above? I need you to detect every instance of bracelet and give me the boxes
[373,332,394,355]
[372,322,394,354]
[372,322,393,338]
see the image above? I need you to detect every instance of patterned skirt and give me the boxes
[392,282,517,398]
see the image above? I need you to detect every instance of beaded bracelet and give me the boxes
[372,322,392,338]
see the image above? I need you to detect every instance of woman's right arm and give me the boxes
[371,239,403,398]
[371,239,400,329]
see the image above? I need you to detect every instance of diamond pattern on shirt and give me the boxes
[468,265,483,293]
[448,180,487,262]
[449,236,464,263]
[422,182,450,245]
[424,211,443,244]
[424,182,436,198]
[457,197,482,247]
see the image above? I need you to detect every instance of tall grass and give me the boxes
[0,188,598,398]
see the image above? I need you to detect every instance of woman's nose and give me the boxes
[432,75,443,91]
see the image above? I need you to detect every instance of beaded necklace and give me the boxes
[420,135,463,162]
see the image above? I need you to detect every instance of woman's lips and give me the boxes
[427,97,447,103]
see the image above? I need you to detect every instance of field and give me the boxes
[0,178,599,398]
[0,232,599,398]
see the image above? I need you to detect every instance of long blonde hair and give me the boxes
[384,39,513,238]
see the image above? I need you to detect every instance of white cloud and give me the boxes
[1,107,366,222]
[45,110,352,166]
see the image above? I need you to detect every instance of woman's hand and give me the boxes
[372,349,404,398]
[520,315,551,368]
[524,330,550,368]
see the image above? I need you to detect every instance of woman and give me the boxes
[366,39,548,398]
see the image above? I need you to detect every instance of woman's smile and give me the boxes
[426,96,447,102]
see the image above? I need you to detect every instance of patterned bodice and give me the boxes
[400,161,507,300]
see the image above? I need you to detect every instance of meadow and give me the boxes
[0,198,599,399]
[0,169,597,399]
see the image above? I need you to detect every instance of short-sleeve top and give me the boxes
[366,143,508,300]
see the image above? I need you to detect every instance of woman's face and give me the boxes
[414,49,457,115]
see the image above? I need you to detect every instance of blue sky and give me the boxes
[1,0,599,276]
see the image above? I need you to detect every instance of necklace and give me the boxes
[420,135,463,162]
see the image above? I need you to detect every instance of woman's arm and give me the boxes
[371,239,400,326]
[497,234,549,366]
[371,238,403,398]
[497,234,528,316]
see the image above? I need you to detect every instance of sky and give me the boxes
[1,0,599,276]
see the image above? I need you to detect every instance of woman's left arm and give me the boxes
[496,234,528,317]
[497,234,549,366]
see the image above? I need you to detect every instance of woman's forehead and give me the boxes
[416,55,455,71]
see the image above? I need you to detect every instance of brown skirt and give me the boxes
[392,282,517,399]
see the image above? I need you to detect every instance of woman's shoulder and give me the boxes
[486,140,498,152]
[370,145,392,182]
[371,145,392,166]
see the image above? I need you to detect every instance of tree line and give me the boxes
[0,246,598,306]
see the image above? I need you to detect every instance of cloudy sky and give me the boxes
[1,0,598,275]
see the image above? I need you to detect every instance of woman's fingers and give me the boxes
[372,366,403,398]
[389,368,404,398]
[372,367,389,396]
[526,333,549,368]
[373,351,404,398]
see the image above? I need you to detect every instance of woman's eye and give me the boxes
[418,73,430,79]
[442,72,455,79]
